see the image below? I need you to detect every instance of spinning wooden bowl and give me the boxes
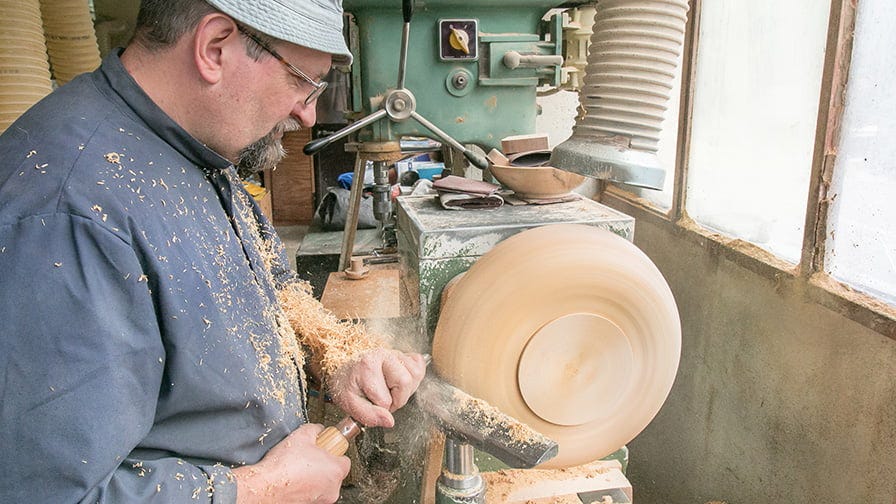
[431,224,680,468]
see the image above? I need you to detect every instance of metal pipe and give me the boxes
[437,437,485,501]
[371,160,392,223]
[443,438,476,482]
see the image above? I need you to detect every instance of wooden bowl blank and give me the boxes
[431,224,680,468]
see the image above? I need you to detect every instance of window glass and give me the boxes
[685,0,829,263]
[825,0,896,305]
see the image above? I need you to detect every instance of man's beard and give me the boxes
[236,118,302,175]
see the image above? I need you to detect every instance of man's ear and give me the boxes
[193,14,239,85]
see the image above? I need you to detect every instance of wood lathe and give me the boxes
[314,197,680,503]
[426,222,680,503]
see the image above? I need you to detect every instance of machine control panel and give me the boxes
[438,18,478,61]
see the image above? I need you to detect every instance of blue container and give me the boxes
[413,162,446,180]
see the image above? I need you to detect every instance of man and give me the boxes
[0,0,426,502]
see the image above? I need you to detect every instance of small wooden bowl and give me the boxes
[489,164,586,199]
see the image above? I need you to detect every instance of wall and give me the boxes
[534,88,578,149]
[610,208,896,503]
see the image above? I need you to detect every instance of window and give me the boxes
[686,0,830,264]
[824,0,896,305]
[604,0,895,335]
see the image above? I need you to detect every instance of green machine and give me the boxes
[341,0,573,150]
[306,0,584,159]
[395,196,637,503]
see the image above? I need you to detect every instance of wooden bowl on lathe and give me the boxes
[432,224,681,468]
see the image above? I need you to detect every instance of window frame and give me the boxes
[600,0,896,339]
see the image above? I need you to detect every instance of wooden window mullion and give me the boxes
[799,0,857,278]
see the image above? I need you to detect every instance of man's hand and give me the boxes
[330,349,427,428]
[233,423,350,504]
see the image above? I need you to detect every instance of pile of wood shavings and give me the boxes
[228,181,307,405]
[276,281,383,382]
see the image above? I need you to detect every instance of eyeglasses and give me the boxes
[237,24,328,105]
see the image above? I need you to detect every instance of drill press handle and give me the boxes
[302,109,387,156]
[410,111,488,169]
[397,0,412,89]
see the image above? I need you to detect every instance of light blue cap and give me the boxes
[207,0,353,65]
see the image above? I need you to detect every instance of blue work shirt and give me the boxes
[0,50,307,502]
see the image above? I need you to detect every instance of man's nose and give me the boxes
[292,100,317,128]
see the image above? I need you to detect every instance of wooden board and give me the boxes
[500,133,549,155]
[271,128,315,225]
[320,269,400,320]
[420,427,445,504]
[482,459,632,503]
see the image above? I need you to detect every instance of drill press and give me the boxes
[304,0,584,271]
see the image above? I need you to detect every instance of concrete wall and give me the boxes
[616,210,896,503]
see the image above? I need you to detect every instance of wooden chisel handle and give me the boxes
[316,416,362,456]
